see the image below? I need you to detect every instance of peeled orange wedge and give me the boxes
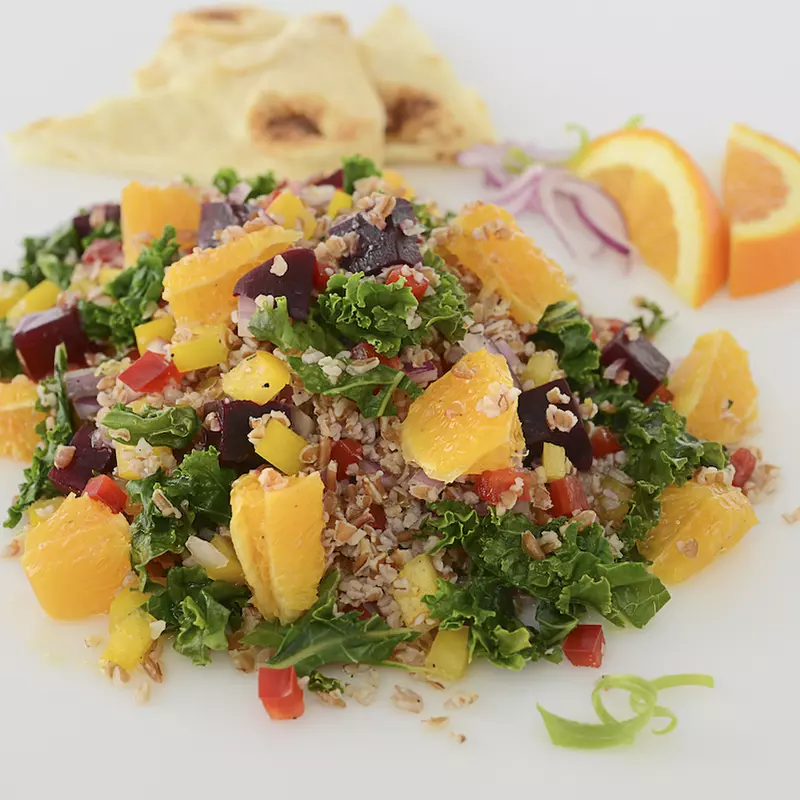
[573,128,728,307]
[669,329,758,444]
[723,123,800,297]
[0,376,48,462]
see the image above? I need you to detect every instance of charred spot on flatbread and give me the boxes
[248,98,324,147]
[385,88,439,140]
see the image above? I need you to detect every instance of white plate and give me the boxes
[1,1,799,798]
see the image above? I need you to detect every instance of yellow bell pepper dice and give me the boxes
[326,190,354,218]
[222,351,291,404]
[425,627,470,681]
[6,280,61,324]
[26,497,65,528]
[170,325,229,373]
[542,443,567,481]
[0,279,29,317]
[115,442,175,480]
[135,315,176,356]
[522,351,560,387]
[254,419,307,475]
[205,534,246,584]
[382,169,415,200]
[267,191,317,239]
[98,267,124,286]
[393,554,440,628]
[103,589,155,671]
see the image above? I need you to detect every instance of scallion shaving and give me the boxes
[537,673,714,749]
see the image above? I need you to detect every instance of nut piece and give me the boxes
[391,685,424,714]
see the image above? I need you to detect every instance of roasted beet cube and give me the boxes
[328,198,421,275]
[314,168,344,190]
[518,378,593,471]
[197,202,257,249]
[600,328,669,401]
[210,399,291,469]
[233,247,315,321]
[48,423,115,495]
[14,306,90,381]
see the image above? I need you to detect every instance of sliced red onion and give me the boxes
[410,469,445,491]
[73,395,102,421]
[565,179,632,256]
[237,295,258,337]
[492,339,522,373]
[360,459,381,474]
[603,358,627,381]
[404,362,439,386]
[228,181,252,205]
[65,367,100,400]
[290,406,315,439]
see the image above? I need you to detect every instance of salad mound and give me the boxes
[0,156,762,718]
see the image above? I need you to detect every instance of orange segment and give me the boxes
[723,123,800,297]
[0,376,48,462]
[444,203,577,325]
[401,349,523,483]
[21,494,131,620]
[162,225,300,326]
[669,329,758,444]
[121,181,202,265]
[573,128,728,307]
[230,470,325,624]
[638,481,758,584]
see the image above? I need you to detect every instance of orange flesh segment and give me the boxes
[723,123,800,297]
[0,376,48,462]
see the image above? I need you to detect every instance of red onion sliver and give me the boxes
[228,181,252,205]
[404,361,439,386]
[360,460,381,474]
[237,295,258,337]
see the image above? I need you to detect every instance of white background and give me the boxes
[1,1,799,798]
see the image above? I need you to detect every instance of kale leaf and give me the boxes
[417,253,470,343]
[248,296,344,355]
[102,226,180,349]
[288,357,422,418]
[127,447,235,566]
[0,320,23,379]
[341,155,382,194]
[6,222,82,289]
[631,297,670,339]
[307,672,345,694]
[4,344,73,527]
[102,404,199,449]
[145,565,251,666]
[211,167,278,200]
[81,219,121,249]
[317,272,418,356]
[244,570,418,675]
[530,301,600,393]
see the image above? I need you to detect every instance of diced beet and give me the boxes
[314,168,344,190]
[14,306,90,381]
[518,378,593,471]
[72,204,121,239]
[209,399,291,469]
[197,202,257,249]
[233,247,315,321]
[328,198,421,275]
[48,423,115,495]
[600,329,669,401]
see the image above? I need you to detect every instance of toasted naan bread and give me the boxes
[359,5,496,163]
[134,5,286,90]
[9,14,385,181]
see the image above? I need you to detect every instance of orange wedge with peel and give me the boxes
[573,128,728,307]
[723,123,800,297]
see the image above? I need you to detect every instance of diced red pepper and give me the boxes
[351,341,402,370]
[258,667,305,720]
[313,260,334,292]
[548,475,590,517]
[730,448,757,488]
[563,624,605,667]
[590,427,623,458]
[82,238,123,266]
[385,266,429,301]
[119,351,181,393]
[473,469,533,504]
[84,474,128,514]
[330,438,363,480]
[370,504,387,530]
[646,383,674,404]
